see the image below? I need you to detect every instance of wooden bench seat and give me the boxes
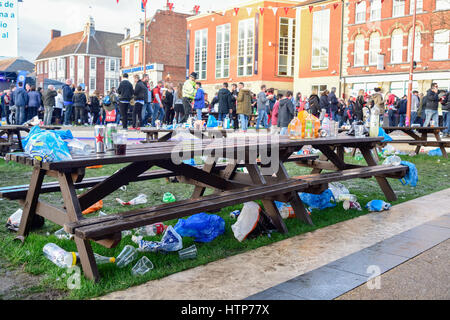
[0,154,319,201]
[65,179,310,241]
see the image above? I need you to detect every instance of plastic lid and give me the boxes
[110,257,116,263]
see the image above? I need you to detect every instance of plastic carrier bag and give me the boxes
[231,202,277,242]
[174,212,225,243]
[206,115,218,128]
[138,225,183,253]
[378,127,393,142]
[366,200,391,212]
[23,127,72,162]
[428,148,443,157]
[399,161,418,187]
[299,189,336,211]
[22,126,74,148]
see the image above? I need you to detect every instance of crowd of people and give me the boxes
[1,75,449,138]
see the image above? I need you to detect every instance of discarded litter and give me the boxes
[178,245,197,260]
[163,192,176,203]
[383,155,402,166]
[174,213,225,243]
[98,211,108,217]
[23,127,73,162]
[82,200,103,215]
[54,228,73,240]
[119,186,127,191]
[428,148,443,157]
[43,243,77,268]
[382,145,396,156]
[329,182,350,200]
[399,161,418,187]
[134,223,167,237]
[366,200,391,212]
[6,209,44,232]
[274,201,297,219]
[229,210,241,219]
[122,230,132,237]
[299,190,336,211]
[343,200,362,211]
[131,256,154,276]
[67,139,93,156]
[337,194,358,203]
[116,245,138,268]
[138,226,183,253]
[231,202,277,242]
[116,194,147,206]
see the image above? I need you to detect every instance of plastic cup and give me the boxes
[131,256,154,276]
[355,125,365,138]
[178,245,197,260]
[114,130,128,155]
[116,245,138,268]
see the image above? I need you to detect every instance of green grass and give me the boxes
[0,153,449,300]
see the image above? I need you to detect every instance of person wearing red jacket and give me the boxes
[151,81,165,127]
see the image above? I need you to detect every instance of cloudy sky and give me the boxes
[18,0,243,61]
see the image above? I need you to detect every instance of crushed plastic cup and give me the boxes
[131,256,154,276]
[54,228,73,240]
[383,155,401,166]
[116,245,138,268]
[163,192,176,203]
[178,245,197,260]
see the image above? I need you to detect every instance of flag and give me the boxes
[168,2,174,11]
[194,5,200,14]
[333,3,339,10]
[234,8,239,15]
[309,6,313,13]
[246,7,252,16]
[284,7,289,15]
[259,7,264,15]
[142,0,148,8]
[271,7,278,15]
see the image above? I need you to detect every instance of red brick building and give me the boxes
[35,17,123,94]
[119,9,191,86]
[342,0,450,96]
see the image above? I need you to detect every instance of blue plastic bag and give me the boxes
[428,148,443,157]
[366,200,391,212]
[138,225,183,252]
[22,126,74,149]
[378,127,393,142]
[206,115,218,128]
[182,158,196,166]
[299,189,336,211]
[23,130,72,162]
[399,161,418,187]
[174,212,225,243]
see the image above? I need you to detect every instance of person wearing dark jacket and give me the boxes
[398,95,407,127]
[132,74,148,129]
[43,85,57,125]
[308,92,320,117]
[89,91,101,125]
[13,83,29,124]
[162,87,174,125]
[328,87,339,121]
[319,90,330,121]
[230,83,239,129]
[217,83,232,121]
[277,91,295,135]
[72,86,87,125]
[423,83,440,127]
[354,90,365,121]
[62,79,75,125]
[442,91,449,137]
[27,86,41,121]
[117,73,134,129]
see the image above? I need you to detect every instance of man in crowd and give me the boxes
[236,82,252,133]
[328,87,339,122]
[62,79,75,126]
[141,76,153,127]
[117,73,134,129]
[411,90,420,125]
[12,82,28,125]
[182,72,197,123]
[256,85,272,130]
[217,82,232,122]
[151,81,165,127]
[43,85,57,126]
[230,83,239,130]
[423,83,440,127]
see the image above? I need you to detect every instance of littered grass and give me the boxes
[0,154,449,299]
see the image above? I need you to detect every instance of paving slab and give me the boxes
[425,216,450,229]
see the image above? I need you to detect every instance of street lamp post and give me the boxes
[143,3,147,77]
[406,0,418,127]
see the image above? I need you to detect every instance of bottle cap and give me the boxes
[110,257,116,263]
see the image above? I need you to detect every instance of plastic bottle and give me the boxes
[135,223,166,236]
[337,194,358,202]
[93,253,115,265]
[54,228,73,240]
[304,116,314,139]
[383,155,402,166]
[369,108,380,138]
[43,243,77,268]
[288,117,302,140]
[224,115,231,129]
[321,114,330,137]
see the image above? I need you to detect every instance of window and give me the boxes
[409,0,423,14]
[278,18,296,76]
[393,0,405,17]
[408,29,421,62]
[355,1,366,23]
[125,46,130,67]
[70,56,74,70]
[44,61,48,74]
[369,32,381,65]
[390,29,404,63]
[215,24,230,79]
[237,19,255,77]
[134,43,140,65]
[436,0,450,11]
[433,29,449,60]
[90,57,96,70]
[90,77,96,91]
[390,80,418,97]
[194,28,208,80]
[58,58,65,71]
[110,59,116,72]
[370,0,382,21]
[312,85,327,94]
[311,9,330,69]
[354,34,365,66]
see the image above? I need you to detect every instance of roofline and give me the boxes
[35,54,121,63]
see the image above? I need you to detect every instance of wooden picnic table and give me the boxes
[203,112,257,127]
[2,136,407,281]
[0,125,62,155]
[140,127,234,143]
[382,126,448,158]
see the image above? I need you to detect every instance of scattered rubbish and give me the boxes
[86,165,103,169]
[54,228,73,240]
[138,226,183,253]
[366,200,392,212]
[299,190,336,211]
[82,200,103,215]
[337,194,358,202]
[6,209,44,232]
[231,202,277,242]
[229,210,241,219]
[43,243,77,268]
[275,201,297,219]
[98,211,108,217]
[119,185,127,191]
[382,145,396,156]
[93,253,115,265]
[179,245,197,260]
[378,128,393,142]
[383,155,402,166]
[131,235,143,244]
[67,139,93,156]
[116,194,147,206]
[182,158,196,166]
[163,192,176,203]
[343,200,362,211]
[122,230,132,237]
[354,152,364,161]
[134,223,167,237]
[428,148,443,157]
[131,256,154,276]
[206,115,218,128]
[329,182,350,200]
[116,245,138,268]
[23,126,73,162]
[174,212,225,243]
[399,161,418,187]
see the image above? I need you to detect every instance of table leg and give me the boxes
[58,172,99,282]
[16,167,46,240]
[158,132,173,142]
[16,130,24,152]
[360,147,397,202]
[433,130,448,159]
[415,131,428,155]
[192,156,218,198]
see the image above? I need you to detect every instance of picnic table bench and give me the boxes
[0,125,62,155]
[381,126,448,158]
[2,136,407,281]
[203,112,257,128]
[140,128,235,143]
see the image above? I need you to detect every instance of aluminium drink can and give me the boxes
[105,123,118,151]
[94,125,106,153]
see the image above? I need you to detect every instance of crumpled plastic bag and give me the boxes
[366,200,391,212]
[174,212,225,243]
[299,189,336,211]
[206,115,218,128]
[82,200,103,215]
[428,148,443,157]
[116,194,147,206]
[274,201,298,219]
[399,161,418,187]
[378,128,393,142]
[137,225,183,252]
[6,209,44,232]
[329,182,350,201]
[22,126,74,149]
[231,202,276,242]
[23,127,73,162]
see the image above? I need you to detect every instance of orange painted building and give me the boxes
[186,0,301,97]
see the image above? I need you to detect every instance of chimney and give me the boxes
[84,16,96,37]
[124,28,130,39]
[51,30,61,40]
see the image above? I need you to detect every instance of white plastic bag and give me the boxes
[6,209,23,231]
[116,194,147,206]
[231,202,261,242]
